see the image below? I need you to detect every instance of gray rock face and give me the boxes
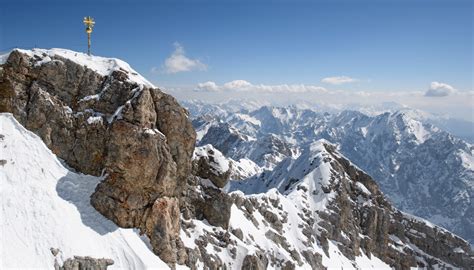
[0,49,196,265]
[241,251,268,270]
[56,257,114,270]
[192,145,232,188]
[51,248,114,270]
[181,175,233,230]
[321,143,473,269]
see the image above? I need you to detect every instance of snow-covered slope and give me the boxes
[182,140,473,269]
[0,113,169,269]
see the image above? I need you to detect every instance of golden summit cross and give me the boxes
[83,16,95,56]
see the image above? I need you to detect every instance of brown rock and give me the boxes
[241,251,268,270]
[0,49,196,266]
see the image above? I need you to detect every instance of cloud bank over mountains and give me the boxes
[164,79,472,121]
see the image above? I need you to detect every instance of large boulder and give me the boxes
[192,144,232,188]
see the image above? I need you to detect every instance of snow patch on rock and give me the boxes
[10,48,154,87]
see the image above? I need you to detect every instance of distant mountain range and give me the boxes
[183,100,474,245]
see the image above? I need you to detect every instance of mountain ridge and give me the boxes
[188,101,474,245]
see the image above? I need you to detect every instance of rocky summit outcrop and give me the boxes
[0,49,195,266]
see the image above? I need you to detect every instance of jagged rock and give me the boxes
[181,176,233,229]
[0,49,195,265]
[301,250,325,270]
[193,144,232,188]
[241,251,268,270]
[143,197,181,263]
[50,247,60,256]
[51,248,113,270]
[281,261,295,270]
[231,228,243,240]
[57,256,114,270]
[319,143,474,269]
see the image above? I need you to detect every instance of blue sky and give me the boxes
[1,0,473,119]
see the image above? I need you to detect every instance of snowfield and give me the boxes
[0,113,169,269]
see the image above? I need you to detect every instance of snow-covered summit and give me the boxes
[1,48,154,87]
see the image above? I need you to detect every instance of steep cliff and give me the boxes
[0,48,195,265]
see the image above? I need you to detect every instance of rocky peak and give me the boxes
[222,140,473,269]
[0,48,196,265]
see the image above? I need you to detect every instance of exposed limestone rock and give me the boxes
[56,256,114,270]
[0,49,195,266]
[231,228,243,241]
[51,248,113,270]
[193,144,232,188]
[301,250,325,270]
[241,251,268,270]
[181,175,233,230]
[317,143,474,269]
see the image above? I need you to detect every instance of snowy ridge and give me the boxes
[0,113,169,269]
[183,139,471,269]
[6,48,154,88]
[186,101,474,245]
[194,144,262,181]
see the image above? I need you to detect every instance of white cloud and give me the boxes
[321,76,358,85]
[224,80,253,90]
[194,80,327,93]
[425,81,457,97]
[159,42,207,74]
[196,81,219,92]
